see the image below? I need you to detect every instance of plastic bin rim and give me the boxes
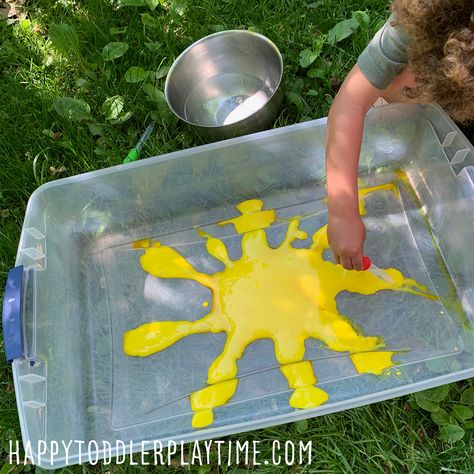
[24,104,448,201]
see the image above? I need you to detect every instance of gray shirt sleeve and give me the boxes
[357,13,410,90]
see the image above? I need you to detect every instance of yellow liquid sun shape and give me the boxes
[124,184,435,428]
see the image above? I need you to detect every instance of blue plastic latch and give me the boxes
[2,266,24,363]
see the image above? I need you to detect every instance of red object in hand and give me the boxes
[362,256,371,271]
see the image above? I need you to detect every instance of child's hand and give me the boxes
[327,212,366,270]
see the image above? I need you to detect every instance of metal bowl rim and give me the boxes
[164,29,284,129]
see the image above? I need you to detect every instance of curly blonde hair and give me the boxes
[391,0,474,123]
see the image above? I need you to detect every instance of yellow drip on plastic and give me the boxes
[124,185,435,428]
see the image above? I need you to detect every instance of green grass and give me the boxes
[0,0,473,472]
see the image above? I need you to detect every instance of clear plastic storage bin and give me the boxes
[3,104,474,468]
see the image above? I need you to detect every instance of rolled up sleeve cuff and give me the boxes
[357,15,409,90]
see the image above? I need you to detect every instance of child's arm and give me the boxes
[325,64,381,270]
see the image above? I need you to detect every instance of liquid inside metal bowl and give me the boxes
[165,30,283,139]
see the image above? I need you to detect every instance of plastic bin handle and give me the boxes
[2,266,24,363]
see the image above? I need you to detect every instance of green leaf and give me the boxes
[308,68,325,78]
[408,397,418,410]
[439,424,465,443]
[143,85,176,125]
[151,109,178,126]
[198,466,212,474]
[110,26,128,35]
[210,24,225,32]
[141,13,158,28]
[155,65,170,80]
[145,0,161,9]
[289,77,305,94]
[453,404,473,421]
[84,68,98,80]
[0,465,16,474]
[307,57,329,78]
[49,23,80,58]
[414,393,440,412]
[211,24,227,33]
[464,420,474,429]
[420,385,450,402]
[287,91,304,113]
[75,77,89,88]
[119,0,147,5]
[42,129,54,139]
[293,418,308,433]
[299,48,320,68]
[169,0,186,17]
[352,10,370,29]
[142,83,165,104]
[460,387,474,406]
[88,53,104,71]
[307,1,323,8]
[306,89,319,96]
[416,398,440,412]
[54,97,91,121]
[119,0,161,8]
[110,110,134,124]
[124,66,150,83]
[431,409,450,426]
[102,42,129,61]
[88,123,104,136]
[327,18,359,45]
[143,83,178,125]
[102,95,125,120]
[145,41,162,52]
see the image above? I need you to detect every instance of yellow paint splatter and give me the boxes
[351,352,396,375]
[190,379,238,428]
[123,184,435,428]
[281,361,329,408]
[132,238,150,249]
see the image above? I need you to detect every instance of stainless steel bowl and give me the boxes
[164,30,283,140]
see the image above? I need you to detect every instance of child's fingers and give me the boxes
[351,253,364,271]
[341,256,353,270]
